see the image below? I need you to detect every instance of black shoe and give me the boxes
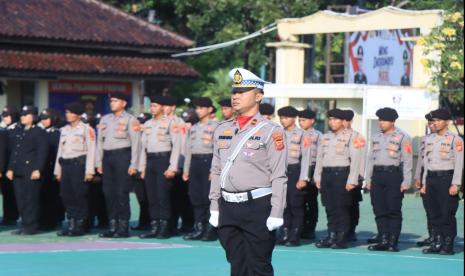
[331,232,348,249]
[179,225,194,234]
[156,220,171,239]
[184,222,205,240]
[57,218,74,237]
[11,229,23,235]
[346,231,357,242]
[423,235,443,254]
[202,224,218,241]
[113,219,129,238]
[22,228,39,235]
[285,228,302,247]
[387,234,399,252]
[315,232,337,248]
[368,234,390,251]
[68,219,85,237]
[276,227,290,245]
[367,234,381,244]
[99,219,118,238]
[439,236,455,255]
[139,220,160,239]
[417,236,434,247]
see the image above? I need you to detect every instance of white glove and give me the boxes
[209,211,219,227]
[266,217,283,231]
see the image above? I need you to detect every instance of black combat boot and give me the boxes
[387,234,399,252]
[139,220,160,239]
[156,220,171,239]
[99,219,118,238]
[68,219,85,237]
[331,232,348,249]
[368,233,389,251]
[439,236,455,255]
[367,233,381,244]
[285,228,302,247]
[315,232,337,248]
[183,222,205,240]
[202,224,218,241]
[417,229,434,247]
[276,227,290,245]
[113,219,129,238]
[423,234,443,254]
[57,218,73,237]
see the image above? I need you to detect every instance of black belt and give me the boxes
[147,151,170,158]
[59,156,86,166]
[373,165,401,173]
[427,170,454,177]
[288,163,301,168]
[192,153,213,158]
[104,147,130,156]
[323,166,349,172]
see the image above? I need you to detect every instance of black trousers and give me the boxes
[88,174,108,227]
[102,149,132,220]
[188,154,213,223]
[349,184,363,233]
[421,193,433,234]
[13,173,41,231]
[219,195,275,276]
[171,173,194,230]
[1,177,19,222]
[60,157,89,220]
[145,155,173,220]
[283,164,305,229]
[40,164,64,228]
[320,168,351,233]
[370,170,403,236]
[133,174,150,227]
[303,166,318,232]
[426,173,459,238]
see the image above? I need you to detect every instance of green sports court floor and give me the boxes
[0,193,463,276]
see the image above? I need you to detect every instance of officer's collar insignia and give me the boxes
[233,70,243,84]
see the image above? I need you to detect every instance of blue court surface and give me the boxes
[0,194,463,276]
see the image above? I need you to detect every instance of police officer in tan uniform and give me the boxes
[55,103,96,236]
[276,106,310,247]
[259,103,275,121]
[366,107,413,252]
[219,99,235,121]
[298,109,321,240]
[415,113,435,247]
[96,93,140,238]
[422,109,463,255]
[314,108,364,249]
[183,97,219,241]
[139,96,182,239]
[209,68,287,276]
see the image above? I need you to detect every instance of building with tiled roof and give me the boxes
[0,0,198,114]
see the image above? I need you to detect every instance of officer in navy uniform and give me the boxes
[366,107,413,252]
[96,93,141,238]
[131,112,152,231]
[298,109,321,240]
[259,103,275,120]
[0,106,20,226]
[38,108,64,230]
[209,68,287,276]
[422,109,463,255]
[276,106,310,247]
[6,106,48,235]
[183,97,219,241]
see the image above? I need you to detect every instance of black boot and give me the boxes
[367,233,381,244]
[57,218,73,237]
[331,232,348,249]
[156,220,171,239]
[139,220,160,239]
[202,224,218,241]
[423,235,443,254]
[368,233,390,251]
[346,231,357,242]
[286,228,302,247]
[276,227,290,245]
[183,222,205,240]
[315,232,337,248]
[439,236,455,255]
[113,219,129,238]
[417,229,435,247]
[387,234,399,252]
[68,219,85,237]
[99,219,118,238]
